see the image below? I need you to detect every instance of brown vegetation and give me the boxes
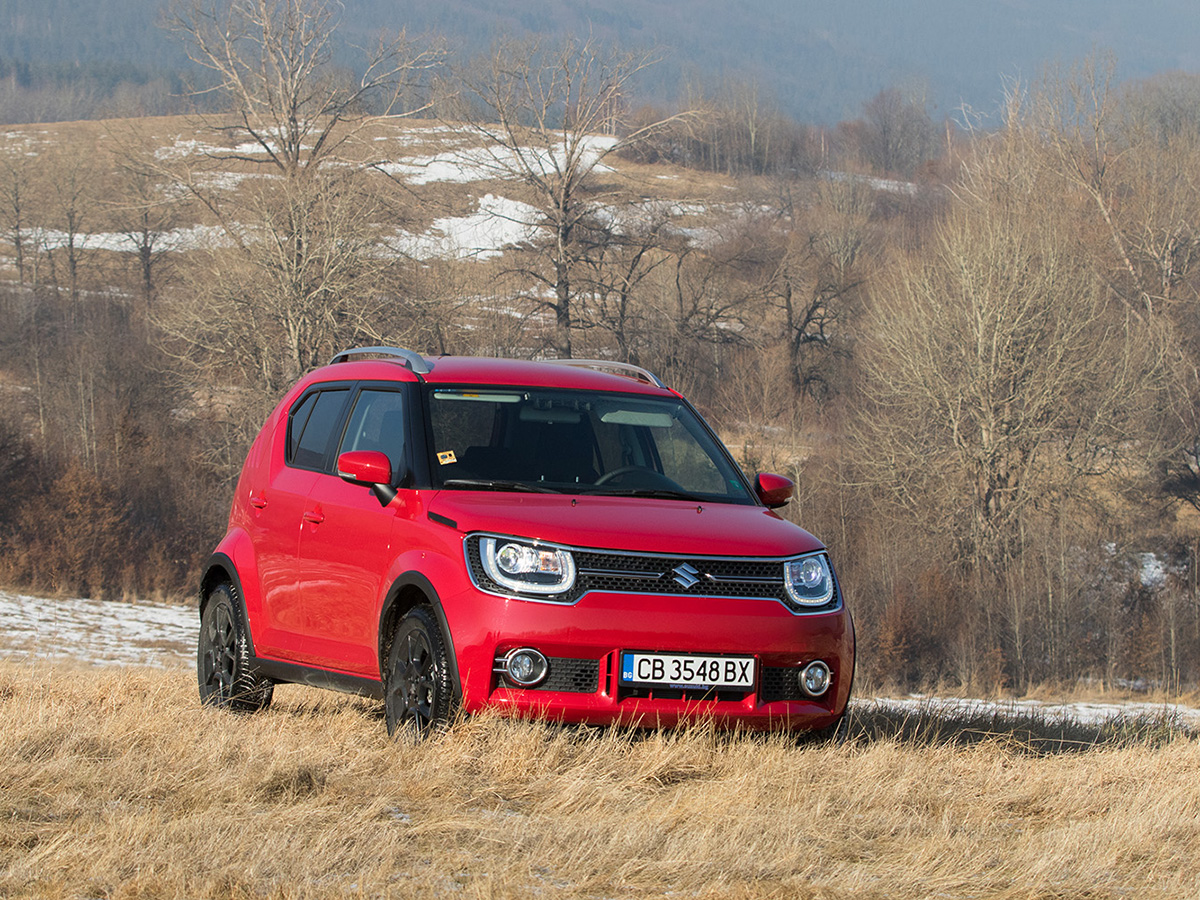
[0,660,1197,899]
[1,3,1200,697]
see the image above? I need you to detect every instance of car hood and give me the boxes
[426,492,825,558]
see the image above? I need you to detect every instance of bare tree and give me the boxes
[157,0,444,477]
[106,136,184,312]
[858,87,939,178]
[856,120,1167,685]
[0,148,34,286]
[1032,56,1200,511]
[765,177,870,401]
[576,199,683,364]
[447,38,690,357]
[170,0,443,177]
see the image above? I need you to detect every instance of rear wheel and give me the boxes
[197,582,273,713]
[384,605,452,737]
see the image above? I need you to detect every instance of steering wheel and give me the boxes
[594,465,646,485]
[594,466,684,491]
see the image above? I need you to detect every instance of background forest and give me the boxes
[3,0,1200,697]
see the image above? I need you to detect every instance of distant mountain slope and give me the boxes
[2,0,1199,124]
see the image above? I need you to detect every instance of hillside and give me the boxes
[3,0,1200,124]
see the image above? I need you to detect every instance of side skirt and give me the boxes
[252,657,385,701]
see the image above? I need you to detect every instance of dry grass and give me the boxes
[2,661,1199,899]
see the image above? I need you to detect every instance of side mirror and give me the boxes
[337,450,397,506]
[754,472,794,509]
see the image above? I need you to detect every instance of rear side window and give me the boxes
[288,389,348,470]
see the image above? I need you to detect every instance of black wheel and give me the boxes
[197,582,273,713]
[384,605,452,737]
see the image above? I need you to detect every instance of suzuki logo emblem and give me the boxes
[672,563,701,589]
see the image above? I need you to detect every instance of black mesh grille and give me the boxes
[497,656,600,693]
[467,536,839,612]
[760,666,805,703]
[616,685,751,702]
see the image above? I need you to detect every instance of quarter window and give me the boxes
[288,389,348,470]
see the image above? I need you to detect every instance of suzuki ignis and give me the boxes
[197,348,854,734]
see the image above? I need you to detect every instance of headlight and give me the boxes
[480,537,576,596]
[783,553,835,608]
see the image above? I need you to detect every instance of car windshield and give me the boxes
[425,387,754,503]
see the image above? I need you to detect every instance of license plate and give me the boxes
[620,652,755,689]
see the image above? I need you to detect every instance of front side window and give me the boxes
[339,389,407,473]
[426,387,752,503]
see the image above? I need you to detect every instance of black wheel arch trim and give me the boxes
[379,572,463,702]
[200,552,257,658]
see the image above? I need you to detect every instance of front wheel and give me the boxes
[197,582,273,713]
[384,605,453,737]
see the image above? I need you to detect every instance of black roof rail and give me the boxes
[543,358,667,389]
[328,346,433,375]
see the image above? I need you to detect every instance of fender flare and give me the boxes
[378,572,464,702]
[199,552,257,658]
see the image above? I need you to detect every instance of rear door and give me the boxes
[252,385,349,660]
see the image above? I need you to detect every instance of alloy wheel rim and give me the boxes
[393,629,436,730]
[202,603,237,699]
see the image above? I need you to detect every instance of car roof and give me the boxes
[309,354,675,397]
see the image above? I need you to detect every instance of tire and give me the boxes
[384,605,453,737]
[197,582,274,713]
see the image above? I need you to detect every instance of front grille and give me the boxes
[496,656,600,693]
[467,536,840,613]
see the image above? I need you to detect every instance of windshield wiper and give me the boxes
[441,478,562,494]
[588,488,708,502]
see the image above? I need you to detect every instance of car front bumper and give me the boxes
[445,587,855,730]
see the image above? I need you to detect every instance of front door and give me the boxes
[294,388,409,676]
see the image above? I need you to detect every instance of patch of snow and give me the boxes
[384,193,541,261]
[826,170,919,196]
[31,224,232,254]
[195,170,262,192]
[378,134,618,186]
[862,695,1200,730]
[155,137,221,160]
[1139,552,1167,588]
[0,590,195,669]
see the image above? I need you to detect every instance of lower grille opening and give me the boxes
[617,686,750,703]
[496,656,600,693]
[760,666,806,703]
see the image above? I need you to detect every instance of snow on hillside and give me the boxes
[2,588,1198,731]
[0,126,683,265]
[383,193,542,261]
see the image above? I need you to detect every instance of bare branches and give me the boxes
[169,0,443,175]
[858,121,1168,587]
[449,37,692,356]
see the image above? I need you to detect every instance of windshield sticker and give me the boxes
[437,450,458,465]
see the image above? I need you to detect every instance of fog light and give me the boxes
[798,661,832,698]
[504,648,549,687]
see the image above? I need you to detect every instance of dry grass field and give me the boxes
[1,659,1198,900]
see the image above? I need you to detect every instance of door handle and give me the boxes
[303,509,325,525]
[249,493,268,509]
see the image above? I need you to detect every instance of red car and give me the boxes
[197,348,854,734]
